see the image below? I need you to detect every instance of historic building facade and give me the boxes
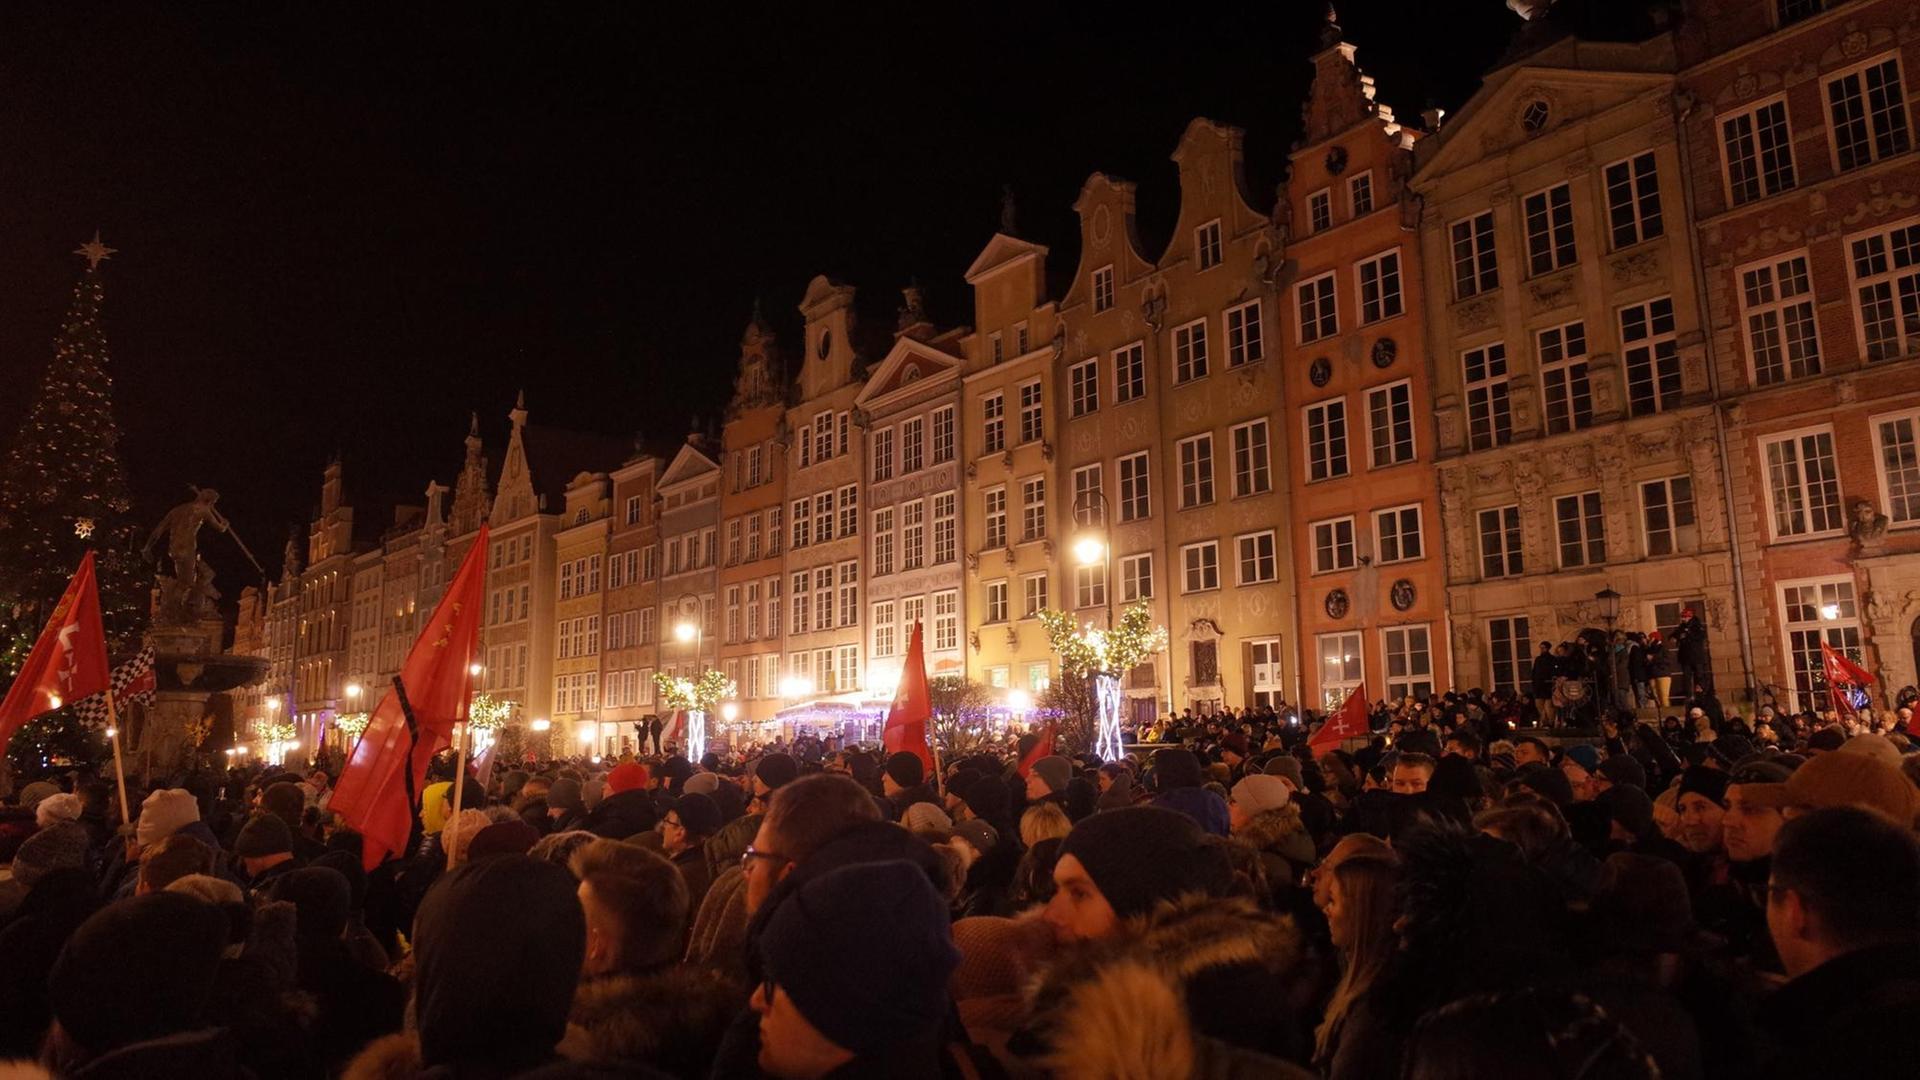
[293,460,355,749]
[655,438,722,690]
[717,310,789,726]
[600,451,663,738]
[1284,27,1446,710]
[552,471,612,751]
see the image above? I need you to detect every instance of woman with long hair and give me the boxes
[1312,852,1399,1072]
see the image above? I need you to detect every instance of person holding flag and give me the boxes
[883,621,934,783]
[0,552,125,821]
[1820,640,1876,727]
[1311,683,1371,753]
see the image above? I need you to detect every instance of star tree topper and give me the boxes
[75,230,116,271]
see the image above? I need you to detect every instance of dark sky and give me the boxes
[0,1,1517,591]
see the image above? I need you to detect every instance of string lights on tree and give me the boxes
[1038,601,1167,760]
[654,669,734,763]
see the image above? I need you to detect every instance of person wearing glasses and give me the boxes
[660,792,722,907]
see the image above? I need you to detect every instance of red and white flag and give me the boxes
[0,553,111,747]
[1310,684,1370,751]
[883,621,933,775]
[1017,720,1056,779]
[331,527,490,870]
[1821,640,1874,724]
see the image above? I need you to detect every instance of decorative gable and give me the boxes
[854,338,962,411]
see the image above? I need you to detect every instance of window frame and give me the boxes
[1537,319,1593,435]
[1619,296,1682,417]
[1092,264,1116,313]
[1522,181,1578,276]
[1295,270,1339,344]
[1871,406,1920,528]
[1381,624,1434,702]
[1760,424,1845,542]
[1738,251,1822,386]
[1478,504,1524,579]
[1195,218,1224,270]
[1177,433,1216,509]
[1308,188,1333,233]
[1373,503,1425,565]
[1640,474,1697,558]
[1173,317,1210,383]
[1450,210,1499,300]
[1822,52,1912,173]
[1463,342,1512,451]
[1069,357,1100,417]
[1348,171,1374,216]
[1356,248,1405,325]
[1311,515,1357,575]
[1846,217,1920,363]
[1225,299,1265,367]
[1117,451,1151,522]
[1603,150,1664,250]
[1114,341,1147,402]
[1235,529,1279,586]
[1365,379,1415,469]
[1718,94,1797,207]
[1553,490,1608,568]
[1180,540,1221,594]
[1229,418,1273,497]
[1120,552,1154,602]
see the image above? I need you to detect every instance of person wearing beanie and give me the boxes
[749,752,800,812]
[882,750,939,822]
[1263,753,1305,790]
[606,762,650,795]
[1026,755,1074,805]
[135,787,201,851]
[682,771,722,797]
[753,860,961,1077]
[902,800,954,837]
[1594,753,1648,794]
[1229,775,1314,893]
[1515,764,1575,810]
[262,780,327,863]
[1742,748,1920,826]
[663,792,723,907]
[34,791,81,830]
[0,822,90,923]
[1595,785,1686,864]
[233,812,300,894]
[1149,748,1230,837]
[270,866,405,1071]
[952,818,998,862]
[958,772,1012,828]
[582,777,607,813]
[583,762,659,841]
[547,777,587,832]
[15,780,59,815]
[1048,806,1233,942]
[467,819,542,861]
[136,832,215,895]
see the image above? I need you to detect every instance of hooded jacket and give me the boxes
[1231,804,1316,893]
[556,965,742,1077]
[581,789,657,841]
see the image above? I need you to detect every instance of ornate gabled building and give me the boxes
[718,307,790,726]
[602,446,663,734]
[552,469,613,751]
[293,459,355,748]
[655,436,723,694]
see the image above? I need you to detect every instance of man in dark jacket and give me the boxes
[880,751,939,822]
[1530,641,1559,725]
[583,762,657,840]
[1148,748,1229,837]
[1672,608,1713,699]
[1758,808,1920,1079]
[662,792,722,909]
[269,867,404,1073]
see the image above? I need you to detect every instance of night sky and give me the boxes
[0,2,1516,593]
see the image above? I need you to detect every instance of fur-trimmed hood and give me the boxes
[1233,804,1313,866]
[557,966,743,1076]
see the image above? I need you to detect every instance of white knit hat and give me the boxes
[34,792,82,829]
[1230,774,1292,817]
[135,788,201,849]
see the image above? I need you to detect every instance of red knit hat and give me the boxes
[607,763,651,794]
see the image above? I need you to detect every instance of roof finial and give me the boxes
[468,411,479,437]
[75,229,116,272]
[999,185,1018,236]
[1320,2,1342,47]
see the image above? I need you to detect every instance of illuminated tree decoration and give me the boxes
[466,693,512,730]
[332,711,370,739]
[1037,601,1167,760]
[654,669,735,712]
[252,718,297,745]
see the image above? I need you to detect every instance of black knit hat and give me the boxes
[760,859,959,1055]
[1677,766,1730,806]
[50,892,228,1054]
[1057,805,1231,919]
[234,812,294,858]
[754,752,799,790]
[1595,754,1647,791]
[884,751,925,788]
[672,792,722,838]
[1595,785,1655,840]
[962,774,1010,822]
[1151,748,1205,790]
[269,866,352,941]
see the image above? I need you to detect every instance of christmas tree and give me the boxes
[0,234,144,683]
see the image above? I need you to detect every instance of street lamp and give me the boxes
[530,717,551,733]
[780,676,814,700]
[345,683,362,701]
[1594,586,1622,630]
[1070,489,1115,632]
[1006,688,1032,712]
[721,702,739,723]
[469,662,484,678]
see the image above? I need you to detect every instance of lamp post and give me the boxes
[673,592,708,761]
[1595,586,1622,631]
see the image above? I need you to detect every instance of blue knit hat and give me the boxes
[759,859,959,1055]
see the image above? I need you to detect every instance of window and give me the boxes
[1020,477,1047,541]
[1478,506,1524,579]
[1524,183,1577,275]
[1827,56,1910,171]
[983,488,1007,549]
[814,567,834,631]
[1349,172,1373,215]
[1195,219,1223,269]
[1092,265,1115,313]
[1236,531,1278,585]
[1177,434,1215,508]
[791,499,809,549]
[1722,99,1796,205]
[933,591,958,652]
[838,645,861,692]
[624,496,642,525]
[791,572,810,636]
[745,584,760,640]
[901,500,925,571]
[1069,359,1100,417]
[1776,0,1830,27]
[871,428,894,482]
[1312,517,1356,574]
[1182,541,1220,593]
[1876,412,1920,524]
[725,586,742,644]
[1318,631,1364,712]
[1555,491,1607,567]
[1374,505,1424,564]
[814,491,834,544]
[812,411,832,464]
[1114,342,1146,402]
[763,578,779,638]
[1487,615,1532,695]
[725,520,742,566]
[1118,452,1151,522]
[1071,464,1103,527]
[1023,573,1049,618]
[1308,189,1332,233]
[1851,221,1920,362]
[984,580,1008,623]
[982,392,1005,453]
[837,411,849,456]
[1621,297,1682,416]
[1305,399,1349,482]
[1357,250,1404,323]
[1538,321,1593,434]
[1741,254,1821,384]
[1383,626,1433,701]
[1604,153,1663,251]
[990,332,1004,365]
[1296,272,1338,343]
[1451,211,1500,299]
[1172,319,1209,382]
[931,406,954,464]
[838,561,859,629]
[872,509,894,576]
[872,601,896,658]
[1074,562,1106,609]
[766,509,781,556]
[1120,553,1153,601]
[932,492,956,564]
[1781,578,1863,711]
[1366,382,1414,467]
[900,417,924,474]
[1464,343,1512,451]
[1641,476,1696,557]
[1230,420,1272,496]
[1016,323,1030,354]
[1225,301,1264,367]
[1018,381,1044,443]
[1764,428,1843,539]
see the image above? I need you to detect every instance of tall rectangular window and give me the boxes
[814,492,833,545]
[1722,99,1796,206]
[1826,56,1910,171]
[1118,452,1151,522]
[1018,381,1044,443]
[1296,272,1338,343]
[1781,579,1863,711]
[814,567,835,631]
[1022,573,1049,618]
[931,405,955,464]
[1357,250,1404,323]
[1621,297,1681,416]
[1069,359,1100,417]
[791,572,810,636]
[901,417,924,474]
[871,428,894,481]
[1021,477,1046,542]
[1374,505,1424,564]
[1179,434,1215,508]
[983,488,1007,549]
[1604,151,1663,248]
[1538,320,1593,434]
[1181,541,1220,593]
[1383,625,1433,701]
[792,499,810,549]
[1641,475,1697,557]
[1225,300,1264,366]
[932,492,956,564]
[813,411,832,464]
[1120,553,1153,601]
[872,508,894,576]
[982,392,1005,453]
[1554,491,1607,568]
[1074,563,1107,610]
[1318,631,1363,711]
[1450,211,1499,299]
[838,561,859,629]
[1305,399,1349,482]
[1741,253,1821,384]
[1464,343,1512,450]
[1524,183,1577,275]
[872,601,895,658]
[1236,530,1278,585]
[1349,172,1374,215]
[726,520,742,566]
[1366,382,1414,467]
[1174,319,1210,382]
[1875,412,1920,524]
[1308,189,1333,233]
[1195,219,1223,269]
[901,500,925,570]
[1114,342,1146,402]
[1764,429,1843,539]
[1312,517,1356,573]
[932,590,958,652]
[1092,265,1115,313]
[1071,464,1103,527]
[838,484,858,538]
[1231,419,1272,496]
[1486,615,1531,694]
[984,580,1008,623]
[1851,222,1920,362]
[1479,505,1523,579]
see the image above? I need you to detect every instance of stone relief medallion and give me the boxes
[1390,578,1416,611]
[1178,398,1204,425]
[1120,416,1145,440]
[1325,145,1349,176]
[1241,590,1269,618]
[1309,357,1332,387]
[1231,380,1259,408]
[1325,589,1350,619]
[1073,427,1097,454]
[1371,337,1397,369]
[1093,204,1112,249]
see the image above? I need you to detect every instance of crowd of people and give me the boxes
[0,678,1916,1078]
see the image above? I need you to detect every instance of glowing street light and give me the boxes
[530,717,552,733]
[469,663,485,677]
[577,725,596,745]
[780,676,815,699]
[345,683,362,701]
[1073,535,1105,566]
[720,701,740,723]
[674,620,698,644]
[1006,689,1032,712]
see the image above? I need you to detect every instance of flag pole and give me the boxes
[446,721,468,869]
[104,692,130,828]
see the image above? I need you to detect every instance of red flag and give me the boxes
[1820,640,1874,723]
[331,526,490,870]
[1017,720,1056,779]
[0,552,111,748]
[883,621,933,774]
[1310,684,1369,751]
